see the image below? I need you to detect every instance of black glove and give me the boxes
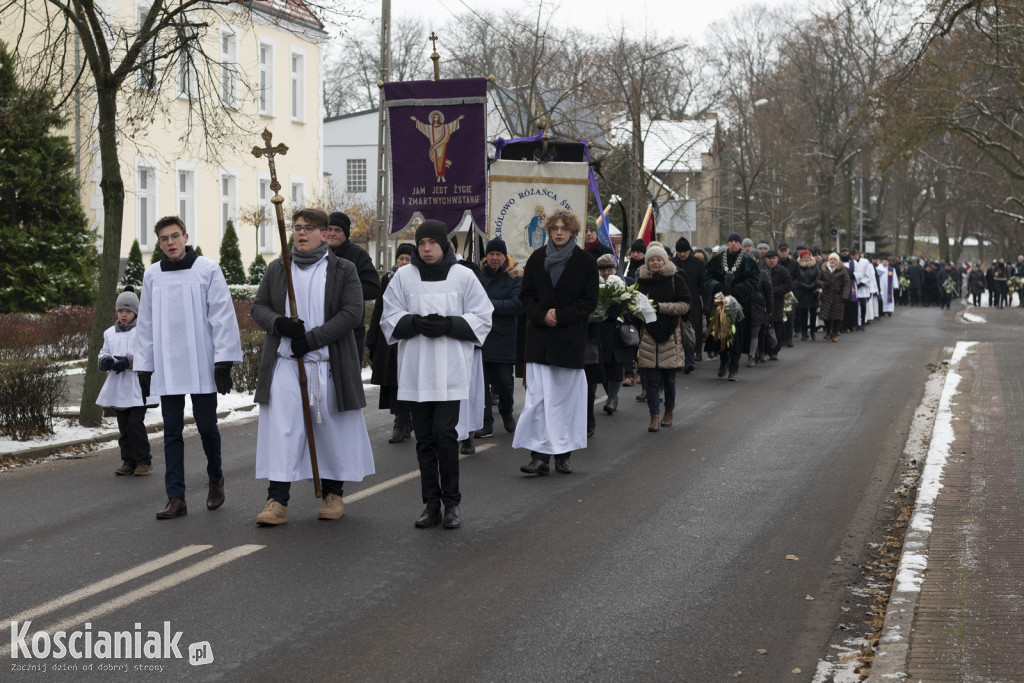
[290,336,311,358]
[410,314,427,335]
[214,362,233,394]
[111,356,129,373]
[138,371,152,403]
[274,316,307,339]
[99,356,114,372]
[418,313,452,338]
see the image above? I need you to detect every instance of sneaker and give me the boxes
[114,464,135,476]
[256,500,288,526]
[317,493,345,520]
[502,414,516,433]
[133,464,153,476]
[471,427,494,439]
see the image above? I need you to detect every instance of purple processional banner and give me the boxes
[383,78,488,235]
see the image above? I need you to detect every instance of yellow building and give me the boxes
[2,0,326,268]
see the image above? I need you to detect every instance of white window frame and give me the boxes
[136,4,158,92]
[257,37,275,117]
[220,166,239,237]
[346,158,367,194]
[290,176,306,211]
[175,161,197,246]
[176,24,197,99]
[290,48,305,122]
[136,157,160,251]
[257,172,275,253]
[220,24,239,109]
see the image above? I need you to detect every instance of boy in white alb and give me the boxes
[135,216,242,520]
[97,287,156,476]
[380,220,492,530]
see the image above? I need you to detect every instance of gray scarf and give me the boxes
[544,237,577,286]
[114,319,137,332]
[290,242,329,269]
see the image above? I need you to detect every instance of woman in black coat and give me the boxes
[793,249,823,340]
[365,243,416,443]
[595,254,634,416]
[819,253,851,342]
[513,210,599,476]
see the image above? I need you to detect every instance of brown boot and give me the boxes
[660,407,674,428]
[256,500,287,526]
[648,414,660,432]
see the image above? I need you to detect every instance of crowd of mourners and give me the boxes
[96,208,1023,529]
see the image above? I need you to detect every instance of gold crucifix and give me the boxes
[251,128,289,196]
[429,32,441,81]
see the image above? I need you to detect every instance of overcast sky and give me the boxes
[339,0,798,46]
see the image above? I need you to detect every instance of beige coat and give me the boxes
[636,262,689,370]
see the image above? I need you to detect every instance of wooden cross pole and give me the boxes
[251,128,322,499]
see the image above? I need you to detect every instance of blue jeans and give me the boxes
[482,361,514,429]
[160,393,222,500]
[643,368,676,415]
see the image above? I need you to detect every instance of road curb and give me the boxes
[1,404,258,464]
[869,344,971,681]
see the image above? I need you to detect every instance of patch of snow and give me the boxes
[961,312,986,324]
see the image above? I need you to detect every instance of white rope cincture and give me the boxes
[306,358,323,424]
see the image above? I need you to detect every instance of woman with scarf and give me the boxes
[636,244,690,432]
[514,210,599,476]
[366,242,416,443]
[793,249,823,341]
[818,252,851,342]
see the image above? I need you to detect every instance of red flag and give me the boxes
[638,205,656,246]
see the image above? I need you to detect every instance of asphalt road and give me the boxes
[1,308,960,681]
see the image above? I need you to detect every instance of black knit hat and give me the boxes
[329,212,352,238]
[415,219,450,252]
[485,237,507,256]
[630,239,646,254]
[675,237,691,253]
[396,243,416,259]
[727,232,742,243]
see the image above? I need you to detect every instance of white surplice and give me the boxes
[456,347,485,440]
[134,256,242,396]
[255,256,374,483]
[876,265,899,314]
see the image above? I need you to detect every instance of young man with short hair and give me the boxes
[135,216,242,519]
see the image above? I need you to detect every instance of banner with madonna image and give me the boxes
[487,159,590,267]
[383,78,488,235]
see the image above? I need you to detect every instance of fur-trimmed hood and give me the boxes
[637,260,677,279]
[480,255,523,279]
[797,254,818,268]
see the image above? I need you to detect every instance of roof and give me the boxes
[324,108,378,124]
[609,116,718,174]
[246,0,325,32]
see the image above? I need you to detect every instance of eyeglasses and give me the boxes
[290,225,320,234]
[157,232,185,244]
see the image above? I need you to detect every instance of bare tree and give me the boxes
[1,0,344,426]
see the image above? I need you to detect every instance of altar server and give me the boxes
[381,219,493,530]
[249,208,375,526]
[135,216,242,520]
[876,258,899,317]
[513,210,599,476]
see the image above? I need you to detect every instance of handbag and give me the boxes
[765,325,778,349]
[617,321,640,347]
[680,320,696,350]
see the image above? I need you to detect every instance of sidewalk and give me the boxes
[872,340,1024,681]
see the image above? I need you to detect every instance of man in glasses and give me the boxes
[135,216,242,520]
[325,212,381,360]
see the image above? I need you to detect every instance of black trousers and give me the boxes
[718,347,741,374]
[268,479,343,505]
[116,406,151,466]
[482,361,514,429]
[410,400,461,509]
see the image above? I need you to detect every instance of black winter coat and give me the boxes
[520,245,599,369]
[672,254,706,326]
[793,258,823,308]
[478,259,523,364]
[769,264,793,323]
[332,240,382,332]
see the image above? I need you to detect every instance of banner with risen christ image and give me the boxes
[383,78,488,235]
[487,159,590,267]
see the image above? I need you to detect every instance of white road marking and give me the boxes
[0,544,212,632]
[344,442,496,504]
[0,544,263,658]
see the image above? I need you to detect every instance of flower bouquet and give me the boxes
[1009,276,1020,297]
[898,274,910,292]
[706,293,745,351]
[941,277,958,297]
[591,275,657,323]
[782,291,796,322]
